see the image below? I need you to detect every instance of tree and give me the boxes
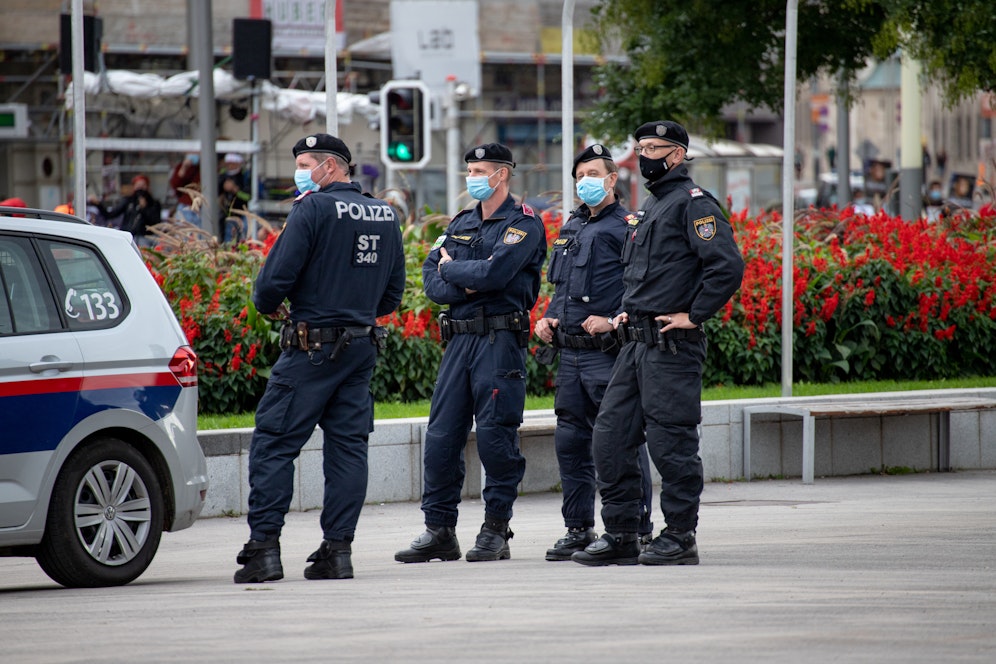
[586,0,887,143]
[875,0,996,100]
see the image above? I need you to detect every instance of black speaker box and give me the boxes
[59,14,103,75]
[233,18,272,81]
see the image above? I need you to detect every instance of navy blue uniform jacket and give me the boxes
[544,200,628,334]
[254,182,406,326]
[424,195,546,318]
[621,166,744,325]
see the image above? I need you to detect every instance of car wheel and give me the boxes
[36,438,165,588]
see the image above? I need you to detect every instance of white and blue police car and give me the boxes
[0,206,207,587]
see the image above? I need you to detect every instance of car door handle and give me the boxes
[29,356,75,373]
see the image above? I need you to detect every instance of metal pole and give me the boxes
[249,81,260,240]
[325,0,338,135]
[445,77,461,217]
[195,0,218,237]
[781,0,798,398]
[899,52,922,221]
[561,0,576,221]
[71,0,86,216]
[836,70,851,207]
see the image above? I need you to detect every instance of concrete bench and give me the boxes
[743,397,996,484]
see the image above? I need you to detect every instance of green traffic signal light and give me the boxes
[388,141,414,162]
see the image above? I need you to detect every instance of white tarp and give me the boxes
[65,69,377,125]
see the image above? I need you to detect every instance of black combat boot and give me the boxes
[394,525,461,563]
[304,539,354,579]
[545,527,597,561]
[465,518,513,562]
[233,536,283,583]
[570,532,640,566]
[638,527,699,566]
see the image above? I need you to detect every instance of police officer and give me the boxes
[535,144,655,561]
[395,143,546,563]
[572,121,744,567]
[234,133,406,583]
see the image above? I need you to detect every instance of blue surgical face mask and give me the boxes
[576,176,608,207]
[929,190,943,202]
[466,169,500,201]
[186,154,199,165]
[294,167,319,194]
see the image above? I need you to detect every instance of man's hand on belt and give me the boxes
[535,317,558,343]
[582,315,614,335]
[655,312,694,332]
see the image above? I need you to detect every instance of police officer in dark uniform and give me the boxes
[572,121,744,567]
[535,144,655,561]
[395,143,546,563]
[234,133,406,583]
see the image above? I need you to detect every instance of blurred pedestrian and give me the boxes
[219,175,250,242]
[849,189,875,216]
[169,153,202,227]
[101,174,162,246]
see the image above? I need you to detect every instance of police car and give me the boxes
[0,206,207,587]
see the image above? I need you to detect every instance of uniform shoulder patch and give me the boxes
[625,213,640,226]
[520,203,536,217]
[431,234,447,250]
[504,227,528,245]
[693,215,717,241]
[689,187,704,198]
[293,190,315,202]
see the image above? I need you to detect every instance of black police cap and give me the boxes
[292,133,352,164]
[572,143,614,178]
[634,121,689,150]
[464,143,516,168]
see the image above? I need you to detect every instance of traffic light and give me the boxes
[380,80,431,169]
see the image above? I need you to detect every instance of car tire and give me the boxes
[36,438,165,588]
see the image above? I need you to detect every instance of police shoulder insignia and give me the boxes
[504,227,528,245]
[293,190,314,202]
[625,213,640,226]
[689,187,704,197]
[431,234,447,250]
[553,237,569,246]
[520,203,536,217]
[693,215,717,241]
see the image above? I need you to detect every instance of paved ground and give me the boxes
[2,471,995,663]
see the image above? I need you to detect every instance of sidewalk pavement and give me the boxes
[2,471,995,663]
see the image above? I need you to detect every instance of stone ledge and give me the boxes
[196,389,996,517]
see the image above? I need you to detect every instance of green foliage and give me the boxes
[587,0,994,142]
[154,199,996,419]
[587,0,886,142]
[145,239,281,415]
[704,205,996,387]
[877,0,996,98]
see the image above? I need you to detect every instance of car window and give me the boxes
[38,239,128,331]
[0,235,61,334]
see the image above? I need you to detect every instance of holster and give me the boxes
[372,326,389,353]
[296,321,309,351]
[279,321,296,350]
[438,311,453,342]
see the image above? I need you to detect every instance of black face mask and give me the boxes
[639,151,675,182]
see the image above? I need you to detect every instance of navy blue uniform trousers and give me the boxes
[248,337,377,542]
[555,347,654,534]
[421,330,527,527]
[593,336,706,534]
